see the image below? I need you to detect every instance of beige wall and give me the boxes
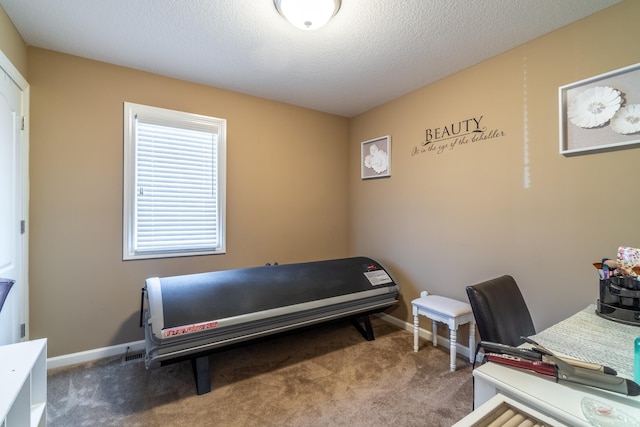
[0,5,27,76]
[2,1,640,357]
[350,0,640,342]
[27,49,350,356]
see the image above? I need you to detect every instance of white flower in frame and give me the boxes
[610,104,640,134]
[568,86,622,128]
[364,144,388,174]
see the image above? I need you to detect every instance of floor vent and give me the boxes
[122,348,145,364]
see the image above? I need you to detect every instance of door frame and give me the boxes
[0,49,30,341]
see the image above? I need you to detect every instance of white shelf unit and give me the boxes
[0,339,47,427]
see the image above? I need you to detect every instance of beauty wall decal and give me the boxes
[411,115,506,156]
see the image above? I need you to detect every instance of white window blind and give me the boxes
[123,102,226,260]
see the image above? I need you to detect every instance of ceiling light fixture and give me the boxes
[274,0,341,31]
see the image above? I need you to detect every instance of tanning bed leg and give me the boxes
[192,356,211,395]
[351,315,375,341]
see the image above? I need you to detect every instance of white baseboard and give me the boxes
[47,340,145,370]
[46,314,477,370]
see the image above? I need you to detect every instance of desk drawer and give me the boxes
[454,393,566,427]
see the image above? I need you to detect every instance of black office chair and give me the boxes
[465,275,535,348]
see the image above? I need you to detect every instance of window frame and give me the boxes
[123,102,226,260]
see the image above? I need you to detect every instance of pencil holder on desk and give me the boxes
[596,277,640,326]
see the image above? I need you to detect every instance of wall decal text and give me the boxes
[411,115,506,156]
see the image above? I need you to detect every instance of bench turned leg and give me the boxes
[468,319,476,363]
[432,320,438,347]
[413,314,419,352]
[449,327,457,371]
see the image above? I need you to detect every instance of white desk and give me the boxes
[473,305,640,426]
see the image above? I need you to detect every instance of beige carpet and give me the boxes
[47,317,474,426]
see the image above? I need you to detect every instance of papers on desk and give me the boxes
[531,305,637,380]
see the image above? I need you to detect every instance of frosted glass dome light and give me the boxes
[274,0,341,31]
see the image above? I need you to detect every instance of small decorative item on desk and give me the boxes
[617,246,640,277]
[581,397,640,427]
[593,246,640,326]
[593,246,640,279]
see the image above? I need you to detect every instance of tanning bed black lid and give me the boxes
[149,257,396,330]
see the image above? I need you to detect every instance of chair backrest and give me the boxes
[465,275,535,347]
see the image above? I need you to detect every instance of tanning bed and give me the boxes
[141,257,399,394]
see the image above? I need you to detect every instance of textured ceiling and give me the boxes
[0,0,621,117]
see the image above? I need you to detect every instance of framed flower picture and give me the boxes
[559,62,640,155]
[361,136,391,179]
